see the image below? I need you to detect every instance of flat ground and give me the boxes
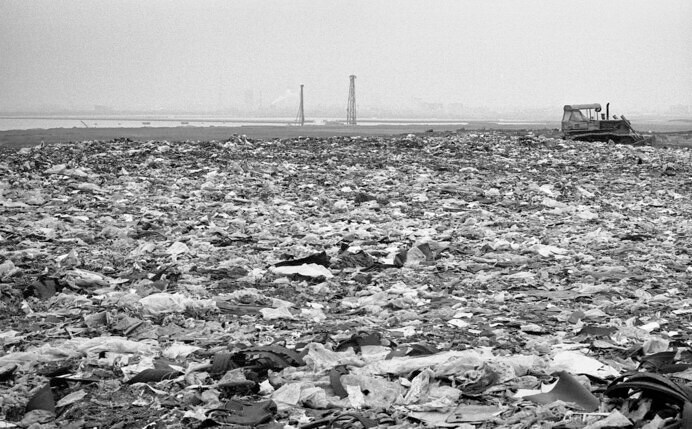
[1,120,691,149]
[0,124,504,148]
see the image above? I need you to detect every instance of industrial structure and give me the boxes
[346,75,356,125]
[295,84,304,126]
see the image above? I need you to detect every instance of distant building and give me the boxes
[668,104,691,115]
[93,105,113,113]
[244,90,255,109]
[413,98,444,114]
[447,103,465,115]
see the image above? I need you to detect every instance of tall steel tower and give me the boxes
[295,84,305,126]
[346,75,356,125]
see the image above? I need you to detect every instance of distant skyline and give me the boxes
[1,1,691,117]
[0,101,687,121]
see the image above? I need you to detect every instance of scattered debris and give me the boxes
[1,132,692,427]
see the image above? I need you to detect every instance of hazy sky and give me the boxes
[1,0,690,113]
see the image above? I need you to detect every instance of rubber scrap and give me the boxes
[243,345,306,367]
[274,251,330,268]
[210,351,239,376]
[126,368,181,384]
[335,332,385,354]
[605,372,692,404]
[205,399,277,426]
[26,383,56,413]
[330,365,350,399]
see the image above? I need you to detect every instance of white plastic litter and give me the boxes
[550,350,619,378]
[139,292,217,316]
[270,264,333,279]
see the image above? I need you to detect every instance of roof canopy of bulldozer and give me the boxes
[564,104,602,112]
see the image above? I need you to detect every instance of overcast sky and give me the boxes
[1,0,690,113]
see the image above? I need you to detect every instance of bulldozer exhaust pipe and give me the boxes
[606,103,610,119]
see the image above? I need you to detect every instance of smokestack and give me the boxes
[606,102,610,119]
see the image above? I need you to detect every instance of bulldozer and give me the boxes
[561,103,653,145]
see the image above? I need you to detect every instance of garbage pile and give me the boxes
[2,132,692,428]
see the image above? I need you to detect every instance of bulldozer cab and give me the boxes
[562,104,601,132]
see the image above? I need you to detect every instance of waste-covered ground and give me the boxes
[2,132,692,428]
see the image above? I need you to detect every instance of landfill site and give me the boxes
[1,124,692,428]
